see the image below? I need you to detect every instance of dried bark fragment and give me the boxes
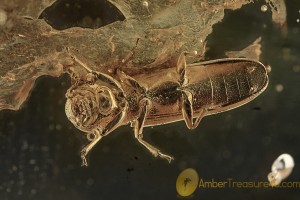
[225,37,262,60]
[267,0,287,26]
[1,0,56,19]
[0,0,286,111]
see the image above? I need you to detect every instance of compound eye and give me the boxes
[97,87,116,115]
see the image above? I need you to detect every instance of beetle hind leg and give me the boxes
[133,99,174,163]
[176,52,207,129]
[181,90,206,130]
[177,51,200,85]
[134,131,174,163]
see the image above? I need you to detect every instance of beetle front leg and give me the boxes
[133,99,174,163]
[181,90,207,130]
[81,129,102,166]
[80,110,126,166]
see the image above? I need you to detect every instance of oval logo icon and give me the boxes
[176,168,199,197]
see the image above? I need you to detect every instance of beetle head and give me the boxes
[65,72,127,135]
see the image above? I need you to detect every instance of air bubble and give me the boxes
[292,65,300,73]
[261,5,268,12]
[55,124,62,130]
[87,178,94,185]
[275,84,284,93]
[31,188,37,195]
[29,159,36,165]
[142,1,149,8]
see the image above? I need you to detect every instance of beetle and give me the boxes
[65,52,270,166]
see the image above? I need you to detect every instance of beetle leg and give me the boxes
[80,110,126,166]
[102,109,126,135]
[177,51,200,85]
[181,90,206,129]
[80,129,102,166]
[133,99,174,163]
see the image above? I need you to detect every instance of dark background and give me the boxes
[1,0,300,199]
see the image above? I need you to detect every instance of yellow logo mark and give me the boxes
[176,168,199,197]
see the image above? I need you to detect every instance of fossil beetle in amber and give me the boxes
[65,52,270,166]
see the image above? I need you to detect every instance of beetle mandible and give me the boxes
[65,52,270,166]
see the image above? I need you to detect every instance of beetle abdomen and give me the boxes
[185,59,269,113]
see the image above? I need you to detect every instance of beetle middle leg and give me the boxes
[133,99,174,163]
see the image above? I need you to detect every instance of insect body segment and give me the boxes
[182,58,269,115]
[65,53,270,166]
